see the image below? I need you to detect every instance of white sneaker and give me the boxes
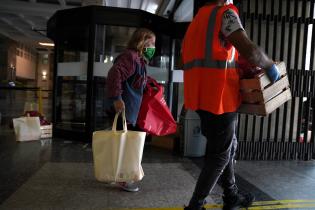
[117,182,139,192]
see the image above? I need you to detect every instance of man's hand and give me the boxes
[114,99,125,113]
[266,64,281,83]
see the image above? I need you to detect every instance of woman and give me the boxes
[106,28,156,192]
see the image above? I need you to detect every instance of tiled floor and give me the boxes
[1,127,315,210]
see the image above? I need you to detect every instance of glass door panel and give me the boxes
[55,26,89,132]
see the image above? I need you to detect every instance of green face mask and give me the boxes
[143,47,155,60]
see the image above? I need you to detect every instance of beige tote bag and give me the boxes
[92,110,146,182]
[12,116,41,142]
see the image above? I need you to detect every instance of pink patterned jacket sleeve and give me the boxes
[106,50,135,99]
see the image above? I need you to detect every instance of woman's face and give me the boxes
[144,36,156,48]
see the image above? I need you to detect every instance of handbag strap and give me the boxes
[112,109,128,132]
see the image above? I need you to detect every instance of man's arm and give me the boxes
[227,29,273,70]
[227,29,280,82]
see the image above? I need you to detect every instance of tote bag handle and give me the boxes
[112,110,128,132]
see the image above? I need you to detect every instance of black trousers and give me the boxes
[188,110,238,208]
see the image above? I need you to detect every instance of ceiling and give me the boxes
[0,0,192,51]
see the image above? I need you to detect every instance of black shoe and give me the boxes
[222,191,255,210]
[184,206,206,210]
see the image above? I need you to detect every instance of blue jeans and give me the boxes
[188,110,238,209]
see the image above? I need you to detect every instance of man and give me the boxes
[181,0,280,210]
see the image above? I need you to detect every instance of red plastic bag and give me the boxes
[24,111,50,126]
[137,78,177,136]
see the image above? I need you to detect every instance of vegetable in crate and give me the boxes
[237,56,263,79]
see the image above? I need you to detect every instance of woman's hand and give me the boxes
[114,99,125,113]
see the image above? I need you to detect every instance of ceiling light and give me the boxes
[39,42,55,47]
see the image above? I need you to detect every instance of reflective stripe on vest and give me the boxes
[183,6,236,70]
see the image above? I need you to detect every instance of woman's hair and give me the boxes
[127,28,155,55]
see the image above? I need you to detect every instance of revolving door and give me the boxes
[47,6,183,140]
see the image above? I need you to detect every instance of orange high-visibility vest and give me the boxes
[182,4,241,115]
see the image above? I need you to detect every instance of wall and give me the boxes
[15,44,37,80]
[36,53,52,90]
[0,35,17,81]
[0,36,53,124]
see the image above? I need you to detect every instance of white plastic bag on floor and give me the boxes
[12,116,41,142]
[92,110,146,182]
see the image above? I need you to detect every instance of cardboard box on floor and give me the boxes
[238,62,292,116]
[150,125,180,150]
[150,135,175,150]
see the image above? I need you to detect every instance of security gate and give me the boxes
[235,0,315,160]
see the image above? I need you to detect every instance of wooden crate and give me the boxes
[238,62,292,116]
[40,124,52,139]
